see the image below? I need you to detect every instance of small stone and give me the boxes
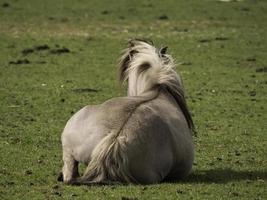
[248,91,256,97]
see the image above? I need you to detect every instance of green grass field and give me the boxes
[0,0,266,199]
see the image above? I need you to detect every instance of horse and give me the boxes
[59,39,194,185]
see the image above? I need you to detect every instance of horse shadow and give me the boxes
[181,168,267,184]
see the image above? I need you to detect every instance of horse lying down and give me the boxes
[58,39,194,185]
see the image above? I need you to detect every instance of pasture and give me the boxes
[0,0,266,199]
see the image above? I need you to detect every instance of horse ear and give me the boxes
[160,46,168,54]
[118,49,138,83]
[128,39,137,47]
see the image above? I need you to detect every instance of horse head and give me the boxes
[118,39,194,131]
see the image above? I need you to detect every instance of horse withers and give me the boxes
[59,39,194,185]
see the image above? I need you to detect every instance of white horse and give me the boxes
[59,39,194,185]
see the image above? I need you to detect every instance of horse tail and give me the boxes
[78,131,137,184]
[71,90,159,185]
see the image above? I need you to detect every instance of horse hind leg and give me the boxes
[61,150,79,184]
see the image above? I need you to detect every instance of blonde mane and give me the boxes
[118,39,194,131]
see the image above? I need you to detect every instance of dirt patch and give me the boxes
[199,37,229,43]
[198,39,212,43]
[22,44,50,55]
[9,59,47,65]
[35,44,50,51]
[1,2,9,8]
[49,47,70,54]
[22,48,34,55]
[21,44,71,56]
[215,37,229,41]
[121,197,138,200]
[256,67,267,73]
[72,88,99,93]
[9,59,30,65]
[101,10,109,15]
[158,15,169,20]
[246,57,256,62]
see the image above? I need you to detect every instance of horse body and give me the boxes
[60,39,194,184]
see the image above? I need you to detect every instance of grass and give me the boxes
[0,0,266,199]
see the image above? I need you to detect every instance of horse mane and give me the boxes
[118,39,194,131]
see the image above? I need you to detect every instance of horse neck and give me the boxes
[127,70,157,97]
[127,76,159,100]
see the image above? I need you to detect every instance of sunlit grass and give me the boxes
[0,0,266,199]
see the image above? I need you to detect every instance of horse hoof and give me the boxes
[57,172,63,182]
